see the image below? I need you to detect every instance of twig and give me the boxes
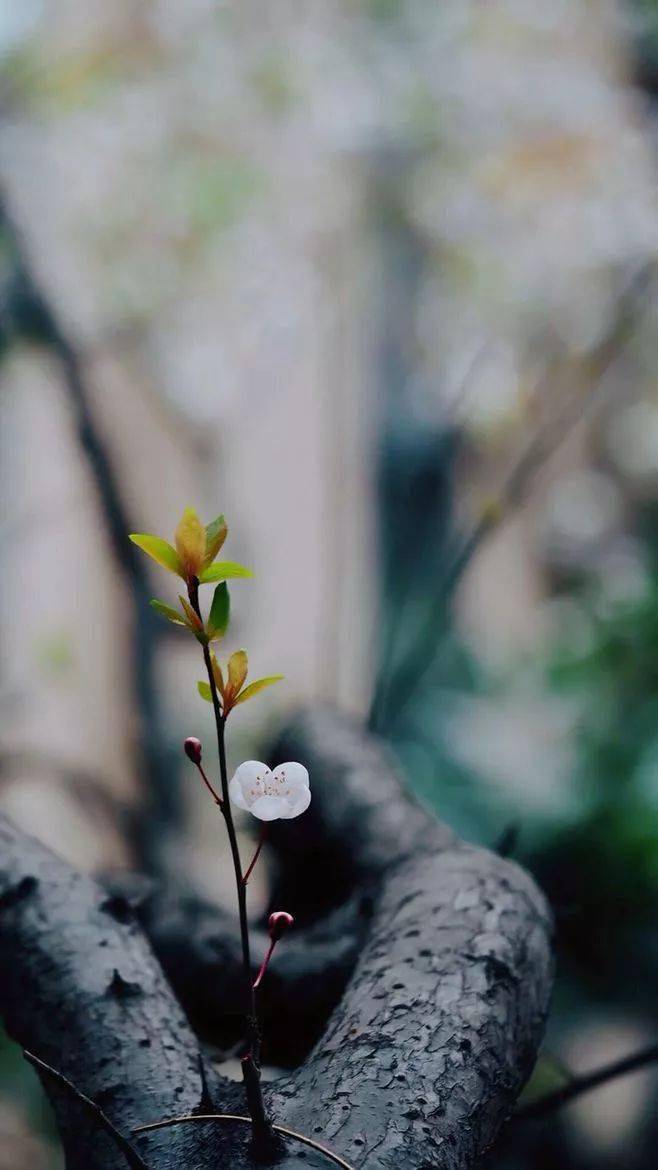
[194,759,224,808]
[195,1052,215,1115]
[133,1112,355,1169]
[242,826,267,885]
[253,938,276,991]
[24,1050,150,1169]
[515,1042,658,1120]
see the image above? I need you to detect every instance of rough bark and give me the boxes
[0,708,553,1169]
[113,876,365,1065]
[267,711,554,1168]
[0,814,244,1170]
[119,709,445,1066]
[270,842,551,1169]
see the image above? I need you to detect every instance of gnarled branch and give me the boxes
[0,709,553,1168]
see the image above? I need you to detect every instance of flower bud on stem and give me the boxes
[253,912,294,990]
[183,736,202,765]
[183,737,223,808]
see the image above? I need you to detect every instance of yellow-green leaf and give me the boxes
[130,534,183,576]
[234,675,284,706]
[179,595,203,631]
[211,654,225,694]
[207,583,230,640]
[197,680,213,703]
[198,561,253,584]
[150,599,187,626]
[175,507,206,578]
[178,595,207,644]
[203,514,228,567]
[228,649,248,693]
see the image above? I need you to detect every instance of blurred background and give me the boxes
[1,1,658,1167]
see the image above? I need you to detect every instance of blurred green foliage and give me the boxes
[171,157,262,241]
[530,526,658,1005]
[0,1024,62,1167]
[250,53,298,115]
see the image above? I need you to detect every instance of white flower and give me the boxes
[229,760,311,822]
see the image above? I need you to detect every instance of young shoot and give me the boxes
[130,507,309,1148]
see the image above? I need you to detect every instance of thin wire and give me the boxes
[133,1112,356,1169]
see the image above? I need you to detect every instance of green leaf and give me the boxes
[234,675,284,706]
[204,514,228,566]
[197,680,213,703]
[198,561,253,584]
[130,534,183,576]
[207,582,230,640]
[150,599,187,626]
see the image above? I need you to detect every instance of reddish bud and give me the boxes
[254,912,295,989]
[184,736,202,765]
[268,911,294,942]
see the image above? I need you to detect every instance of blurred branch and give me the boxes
[515,1042,658,1121]
[0,747,127,821]
[495,821,521,858]
[0,191,177,870]
[372,265,654,730]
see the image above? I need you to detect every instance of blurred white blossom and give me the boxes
[230,760,311,821]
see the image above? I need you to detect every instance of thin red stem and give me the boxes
[253,939,276,990]
[187,579,269,1140]
[195,761,223,807]
[242,826,267,885]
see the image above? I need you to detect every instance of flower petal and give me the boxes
[280,785,311,819]
[228,774,250,810]
[271,762,309,791]
[250,794,290,821]
[230,760,269,810]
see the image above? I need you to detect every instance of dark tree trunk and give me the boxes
[0,709,553,1169]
